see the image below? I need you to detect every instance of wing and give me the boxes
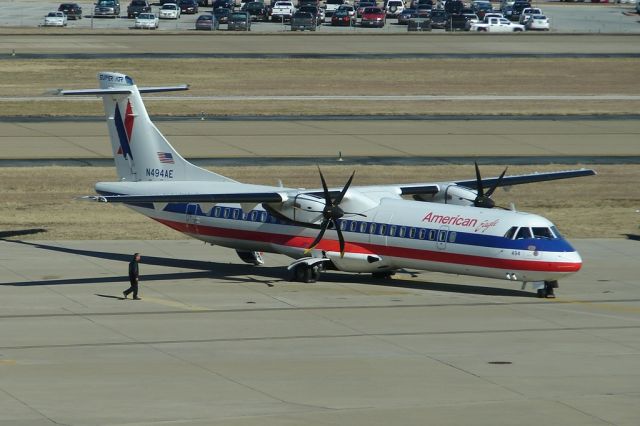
[453,168,596,190]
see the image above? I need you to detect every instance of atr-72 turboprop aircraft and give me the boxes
[63,72,595,298]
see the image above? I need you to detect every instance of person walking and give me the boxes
[123,253,141,300]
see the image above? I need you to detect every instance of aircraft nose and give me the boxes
[558,250,582,273]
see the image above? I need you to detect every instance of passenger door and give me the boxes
[186,203,200,234]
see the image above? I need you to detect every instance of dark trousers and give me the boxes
[124,277,138,298]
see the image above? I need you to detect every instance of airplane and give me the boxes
[62,72,596,299]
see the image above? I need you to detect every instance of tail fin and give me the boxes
[62,72,233,183]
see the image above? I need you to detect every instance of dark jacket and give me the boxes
[129,259,139,278]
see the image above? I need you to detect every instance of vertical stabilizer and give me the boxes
[63,72,233,183]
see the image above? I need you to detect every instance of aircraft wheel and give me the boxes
[293,264,315,283]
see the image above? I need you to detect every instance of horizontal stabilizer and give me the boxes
[60,85,188,97]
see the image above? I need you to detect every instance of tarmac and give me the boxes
[1,238,639,425]
[1,118,639,161]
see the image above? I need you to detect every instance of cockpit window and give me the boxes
[551,226,562,239]
[504,226,517,239]
[532,227,554,239]
[515,227,532,239]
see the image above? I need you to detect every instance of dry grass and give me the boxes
[1,165,638,240]
[1,58,639,116]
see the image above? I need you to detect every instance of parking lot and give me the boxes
[1,0,639,32]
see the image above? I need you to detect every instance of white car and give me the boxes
[43,11,68,26]
[525,14,549,31]
[384,0,404,17]
[519,7,542,24]
[337,4,356,17]
[135,12,159,28]
[159,3,180,19]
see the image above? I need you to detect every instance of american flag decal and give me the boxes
[157,152,175,164]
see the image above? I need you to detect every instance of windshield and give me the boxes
[363,7,381,12]
[47,12,59,16]
[327,0,345,4]
[138,13,153,18]
[161,4,176,9]
[97,0,115,5]
[231,12,248,18]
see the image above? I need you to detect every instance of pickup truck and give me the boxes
[470,16,524,32]
[290,10,316,30]
[271,0,295,20]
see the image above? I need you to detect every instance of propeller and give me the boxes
[472,162,507,209]
[304,167,363,258]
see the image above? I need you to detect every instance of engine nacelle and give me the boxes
[327,252,392,273]
[414,184,477,207]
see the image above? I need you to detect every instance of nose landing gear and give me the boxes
[536,280,558,299]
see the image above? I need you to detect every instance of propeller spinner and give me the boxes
[304,167,363,258]
[472,162,507,209]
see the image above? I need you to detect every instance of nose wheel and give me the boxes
[537,280,558,298]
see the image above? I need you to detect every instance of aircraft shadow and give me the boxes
[1,239,533,297]
[623,233,640,242]
[0,228,47,239]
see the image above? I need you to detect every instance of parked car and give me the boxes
[410,0,432,8]
[298,4,324,25]
[446,13,469,31]
[518,7,541,24]
[44,11,68,26]
[330,8,354,25]
[524,13,549,30]
[398,8,416,24]
[325,0,349,17]
[126,0,150,18]
[384,0,404,17]
[416,4,432,17]
[134,12,159,28]
[179,0,199,13]
[213,7,232,22]
[58,3,82,20]
[242,2,270,21]
[337,4,356,17]
[470,16,525,31]
[195,12,219,28]
[94,0,121,17]
[212,0,234,9]
[159,3,181,18]
[356,0,375,17]
[360,6,385,27]
[228,10,251,29]
[290,10,316,29]
[407,17,431,31]
[508,1,530,21]
[271,1,295,20]
[471,0,492,19]
[429,9,447,28]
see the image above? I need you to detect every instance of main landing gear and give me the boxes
[291,263,322,283]
[536,280,558,299]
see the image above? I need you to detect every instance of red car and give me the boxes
[360,6,385,27]
[331,9,354,25]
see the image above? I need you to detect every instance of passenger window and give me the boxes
[448,231,457,243]
[340,220,347,231]
[379,224,386,235]
[515,227,532,239]
[213,206,221,218]
[504,226,518,240]
[359,222,368,233]
[398,227,406,238]
[532,227,553,239]
[551,226,562,239]
[409,228,416,239]
[369,223,377,234]
[223,208,230,219]
[350,221,357,232]
[418,229,426,240]
[389,225,397,236]
[232,209,239,219]
[428,229,436,240]
[438,230,447,242]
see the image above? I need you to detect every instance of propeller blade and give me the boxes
[485,167,508,198]
[335,221,346,258]
[317,166,332,207]
[474,162,484,198]
[304,219,330,254]
[334,170,356,206]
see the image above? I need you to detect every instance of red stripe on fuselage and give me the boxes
[154,217,581,273]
